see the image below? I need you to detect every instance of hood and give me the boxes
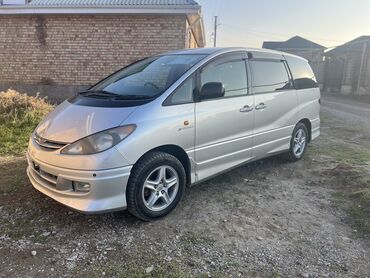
[36,101,137,143]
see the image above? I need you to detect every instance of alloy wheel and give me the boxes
[142,166,179,212]
[293,128,307,157]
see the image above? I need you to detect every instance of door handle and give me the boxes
[255,103,267,110]
[240,105,254,113]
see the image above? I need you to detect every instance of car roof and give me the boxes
[162,47,307,62]
[164,47,243,55]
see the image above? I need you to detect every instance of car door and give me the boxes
[194,52,254,182]
[249,58,299,159]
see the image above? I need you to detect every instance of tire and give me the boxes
[126,151,186,221]
[286,122,309,162]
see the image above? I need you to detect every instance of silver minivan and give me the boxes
[27,48,320,220]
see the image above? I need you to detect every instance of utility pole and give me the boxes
[357,40,367,95]
[213,16,218,47]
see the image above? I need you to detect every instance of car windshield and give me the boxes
[87,54,206,99]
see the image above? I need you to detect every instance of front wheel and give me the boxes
[286,123,309,162]
[126,152,186,221]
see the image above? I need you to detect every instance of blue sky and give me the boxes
[196,0,370,49]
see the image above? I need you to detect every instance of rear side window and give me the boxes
[250,60,292,94]
[201,57,248,98]
[286,56,318,89]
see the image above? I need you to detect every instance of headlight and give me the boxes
[60,125,136,155]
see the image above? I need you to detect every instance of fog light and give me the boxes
[73,181,91,193]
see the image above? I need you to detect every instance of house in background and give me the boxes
[262,36,326,83]
[0,0,205,101]
[323,36,370,95]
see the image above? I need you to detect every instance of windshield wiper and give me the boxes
[78,90,119,98]
[113,95,154,100]
[78,90,155,100]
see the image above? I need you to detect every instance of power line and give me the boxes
[206,16,370,51]
[219,23,352,46]
[215,0,222,16]
[219,27,370,51]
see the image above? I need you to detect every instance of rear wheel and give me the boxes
[286,122,309,162]
[126,152,186,221]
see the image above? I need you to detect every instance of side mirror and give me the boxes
[199,82,225,101]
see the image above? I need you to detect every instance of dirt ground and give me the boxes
[0,96,369,277]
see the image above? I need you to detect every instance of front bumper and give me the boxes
[27,152,132,213]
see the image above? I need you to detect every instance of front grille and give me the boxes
[34,133,67,150]
[28,159,82,193]
[30,161,58,189]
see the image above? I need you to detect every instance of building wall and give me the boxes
[360,51,370,88]
[324,47,370,95]
[0,14,188,88]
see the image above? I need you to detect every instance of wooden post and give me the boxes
[213,16,218,48]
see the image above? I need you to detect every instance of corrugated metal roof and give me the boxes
[325,36,370,56]
[0,0,204,47]
[263,36,325,50]
[29,0,199,7]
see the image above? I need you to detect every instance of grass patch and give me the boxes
[75,262,187,278]
[328,145,370,165]
[1,218,40,241]
[326,164,370,237]
[0,211,53,243]
[334,188,370,237]
[0,89,54,156]
[309,142,370,165]
[0,123,37,156]
[73,259,227,278]
[73,259,194,278]
[0,157,28,194]
[349,204,370,236]
[312,134,370,237]
[347,186,370,236]
[180,231,215,252]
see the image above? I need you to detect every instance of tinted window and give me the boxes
[164,75,194,105]
[250,60,291,94]
[90,54,206,98]
[201,56,248,97]
[286,56,318,89]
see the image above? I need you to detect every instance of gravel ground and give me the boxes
[321,94,370,129]
[0,95,369,277]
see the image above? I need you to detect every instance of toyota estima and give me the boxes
[27,48,320,221]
